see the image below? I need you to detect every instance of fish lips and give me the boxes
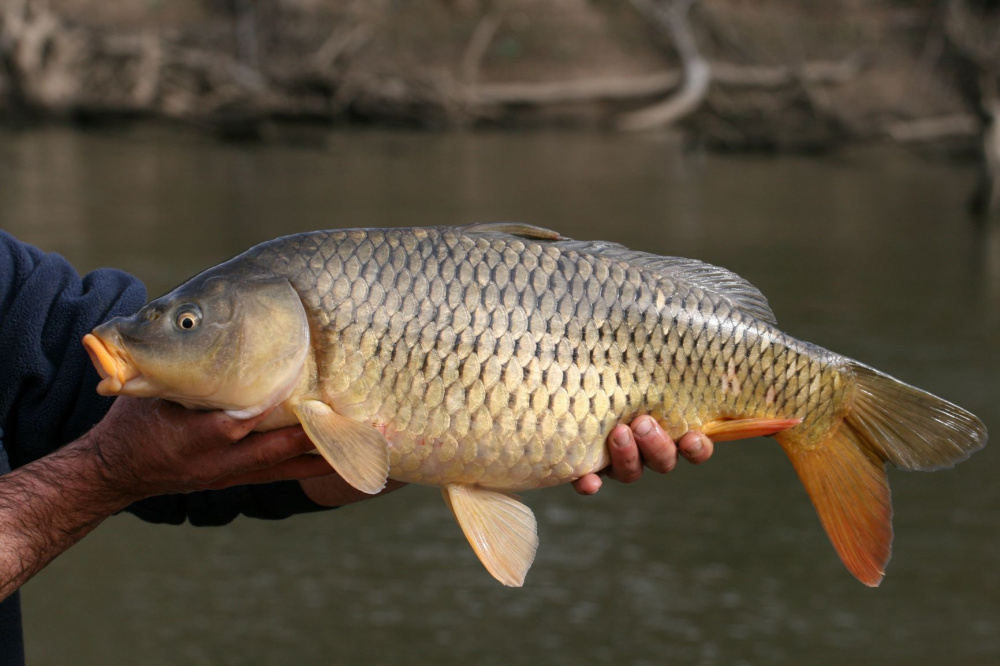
[82,328,142,396]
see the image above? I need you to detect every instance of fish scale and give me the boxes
[248,226,843,490]
[86,222,986,587]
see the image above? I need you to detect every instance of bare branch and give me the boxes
[617,0,710,131]
[469,71,681,105]
[463,58,859,108]
[713,58,862,89]
[233,0,258,70]
[132,32,162,107]
[311,22,374,72]
[885,114,980,142]
[460,12,501,85]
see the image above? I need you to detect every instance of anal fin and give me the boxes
[778,426,892,587]
[292,400,389,495]
[701,417,802,442]
[442,485,539,587]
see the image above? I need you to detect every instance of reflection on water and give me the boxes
[1,127,997,666]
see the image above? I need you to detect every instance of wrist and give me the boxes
[71,430,145,510]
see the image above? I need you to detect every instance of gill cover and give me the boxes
[222,278,311,417]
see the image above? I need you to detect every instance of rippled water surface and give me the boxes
[2,127,998,665]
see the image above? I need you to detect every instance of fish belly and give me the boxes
[372,327,846,491]
[384,430,611,491]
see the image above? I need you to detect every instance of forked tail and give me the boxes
[774,361,987,587]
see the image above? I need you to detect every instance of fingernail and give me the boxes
[613,429,631,449]
[686,437,703,455]
[634,418,654,438]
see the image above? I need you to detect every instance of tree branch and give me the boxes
[460,11,501,85]
[885,114,980,142]
[463,59,858,108]
[468,71,681,105]
[617,0,710,131]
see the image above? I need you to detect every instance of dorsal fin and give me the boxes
[461,222,566,241]
[456,224,776,325]
[553,240,778,325]
[649,256,777,325]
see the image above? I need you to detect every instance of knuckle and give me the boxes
[251,443,283,470]
[638,435,671,458]
[616,451,640,471]
[193,465,221,486]
[222,422,248,442]
[613,462,642,483]
[621,470,642,483]
[649,454,677,474]
[288,431,314,455]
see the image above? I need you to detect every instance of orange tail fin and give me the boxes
[775,362,987,587]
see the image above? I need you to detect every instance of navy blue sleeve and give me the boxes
[0,589,23,666]
[0,230,327,526]
[0,230,143,467]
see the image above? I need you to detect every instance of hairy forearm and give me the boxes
[0,435,132,602]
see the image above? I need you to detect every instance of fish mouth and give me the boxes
[82,332,141,396]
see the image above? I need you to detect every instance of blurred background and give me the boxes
[1,1,999,665]
[2,0,1000,154]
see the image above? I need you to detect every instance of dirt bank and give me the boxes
[0,0,995,157]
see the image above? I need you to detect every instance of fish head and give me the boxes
[83,273,310,416]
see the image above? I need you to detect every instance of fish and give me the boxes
[82,223,987,587]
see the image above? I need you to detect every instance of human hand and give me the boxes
[0,397,338,602]
[571,416,714,495]
[299,475,407,508]
[83,397,334,504]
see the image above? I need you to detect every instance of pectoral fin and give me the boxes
[292,400,389,494]
[701,417,802,442]
[442,484,538,587]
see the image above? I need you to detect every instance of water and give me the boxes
[2,127,997,665]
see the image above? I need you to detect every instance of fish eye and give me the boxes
[175,306,202,331]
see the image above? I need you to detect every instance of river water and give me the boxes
[2,127,997,665]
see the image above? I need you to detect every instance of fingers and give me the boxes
[94,398,325,497]
[630,416,677,474]
[607,424,643,483]
[207,454,335,490]
[572,422,653,494]
[143,399,274,445]
[605,416,678,483]
[192,426,316,486]
[677,431,713,464]
[582,418,713,495]
[571,473,603,495]
[217,426,316,475]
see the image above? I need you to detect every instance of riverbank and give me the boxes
[0,0,993,156]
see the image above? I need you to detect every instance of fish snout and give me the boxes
[82,327,140,396]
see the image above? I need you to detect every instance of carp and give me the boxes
[83,224,986,587]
